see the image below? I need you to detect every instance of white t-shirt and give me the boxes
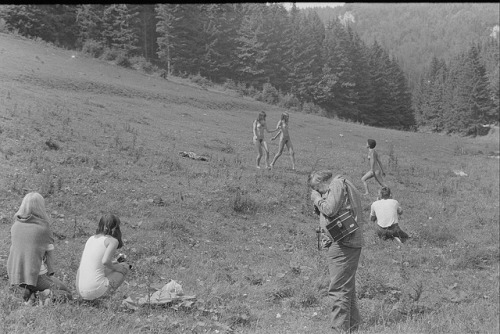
[370,198,402,228]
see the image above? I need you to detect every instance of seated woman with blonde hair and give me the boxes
[7,192,72,303]
[76,214,131,301]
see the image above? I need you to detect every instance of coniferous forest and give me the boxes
[0,3,498,135]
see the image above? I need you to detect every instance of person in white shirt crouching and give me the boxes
[370,187,409,244]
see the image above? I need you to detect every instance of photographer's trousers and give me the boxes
[327,243,361,333]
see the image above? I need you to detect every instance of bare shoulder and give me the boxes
[104,236,118,247]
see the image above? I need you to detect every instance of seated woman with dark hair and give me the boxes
[76,214,131,300]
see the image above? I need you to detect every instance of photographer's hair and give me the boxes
[379,186,391,199]
[15,192,50,222]
[308,170,333,189]
[96,214,123,249]
[367,139,376,149]
[281,112,289,122]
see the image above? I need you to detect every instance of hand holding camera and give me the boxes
[116,253,133,270]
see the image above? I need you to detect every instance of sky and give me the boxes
[282,2,345,9]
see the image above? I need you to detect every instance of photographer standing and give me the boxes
[308,170,365,333]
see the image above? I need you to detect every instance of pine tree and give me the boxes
[234,3,269,87]
[261,3,289,91]
[0,5,78,49]
[287,10,325,103]
[155,4,205,76]
[314,19,356,118]
[200,4,243,83]
[443,44,494,135]
[132,5,158,61]
[155,4,174,75]
[102,4,140,54]
[346,25,375,123]
[75,5,105,44]
[367,41,394,126]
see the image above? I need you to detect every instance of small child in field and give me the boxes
[370,187,409,243]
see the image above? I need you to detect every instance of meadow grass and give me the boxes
[0,32,499,333]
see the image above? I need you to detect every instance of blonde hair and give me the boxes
[281,112,289,121]
[15,192,50,221]
[308,170,333,189]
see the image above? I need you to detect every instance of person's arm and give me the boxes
[397,202,403,215]
[102,237,127,274]
[312,179,344,217]
[271,121,282,140]
[271,130,281,140]
[264,122,278,133]
[370,204,377,222]
[375,151,385,175]
[45,247,55,276]
[252,120,258,139]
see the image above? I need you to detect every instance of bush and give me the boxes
[260,83,279,104]
[130,56,156,74]
[115,52,131,68]
[278,93,301,109]
[0,18,7,33]
[302,102,320,114]
[190,73,212,88]
[223,79,237,91]
[81,39,104,58]
[102,48,120,61]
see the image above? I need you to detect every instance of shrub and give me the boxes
[190,73,212,88]
[278,93,301,109]
[81,39,104,58]
[223,79,237,91]
[130,56,156,74]
[233,190,258,215]
[102,48,120,61]
[0,18,7,33]
[115,52,131,68]
[260,83,279,104]
[302,101,321,114]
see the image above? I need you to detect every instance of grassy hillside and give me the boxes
[0,32,499,334]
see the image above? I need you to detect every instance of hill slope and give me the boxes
[0,33,499,334]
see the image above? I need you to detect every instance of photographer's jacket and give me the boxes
[313,175,365,248]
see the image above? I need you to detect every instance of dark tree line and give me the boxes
[413,38,499,135]
[4,3,496,133]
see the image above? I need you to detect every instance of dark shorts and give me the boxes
[376,224,409,241]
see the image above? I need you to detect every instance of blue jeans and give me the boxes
[327,243,361,333]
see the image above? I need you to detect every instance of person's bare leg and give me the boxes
[105,263,130,292]
[254,141,263,168]
[287,141,295,170]
[270,139,285,168]
[361,171,374,195]
[262,141,270,169]
[374,170,387,187]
